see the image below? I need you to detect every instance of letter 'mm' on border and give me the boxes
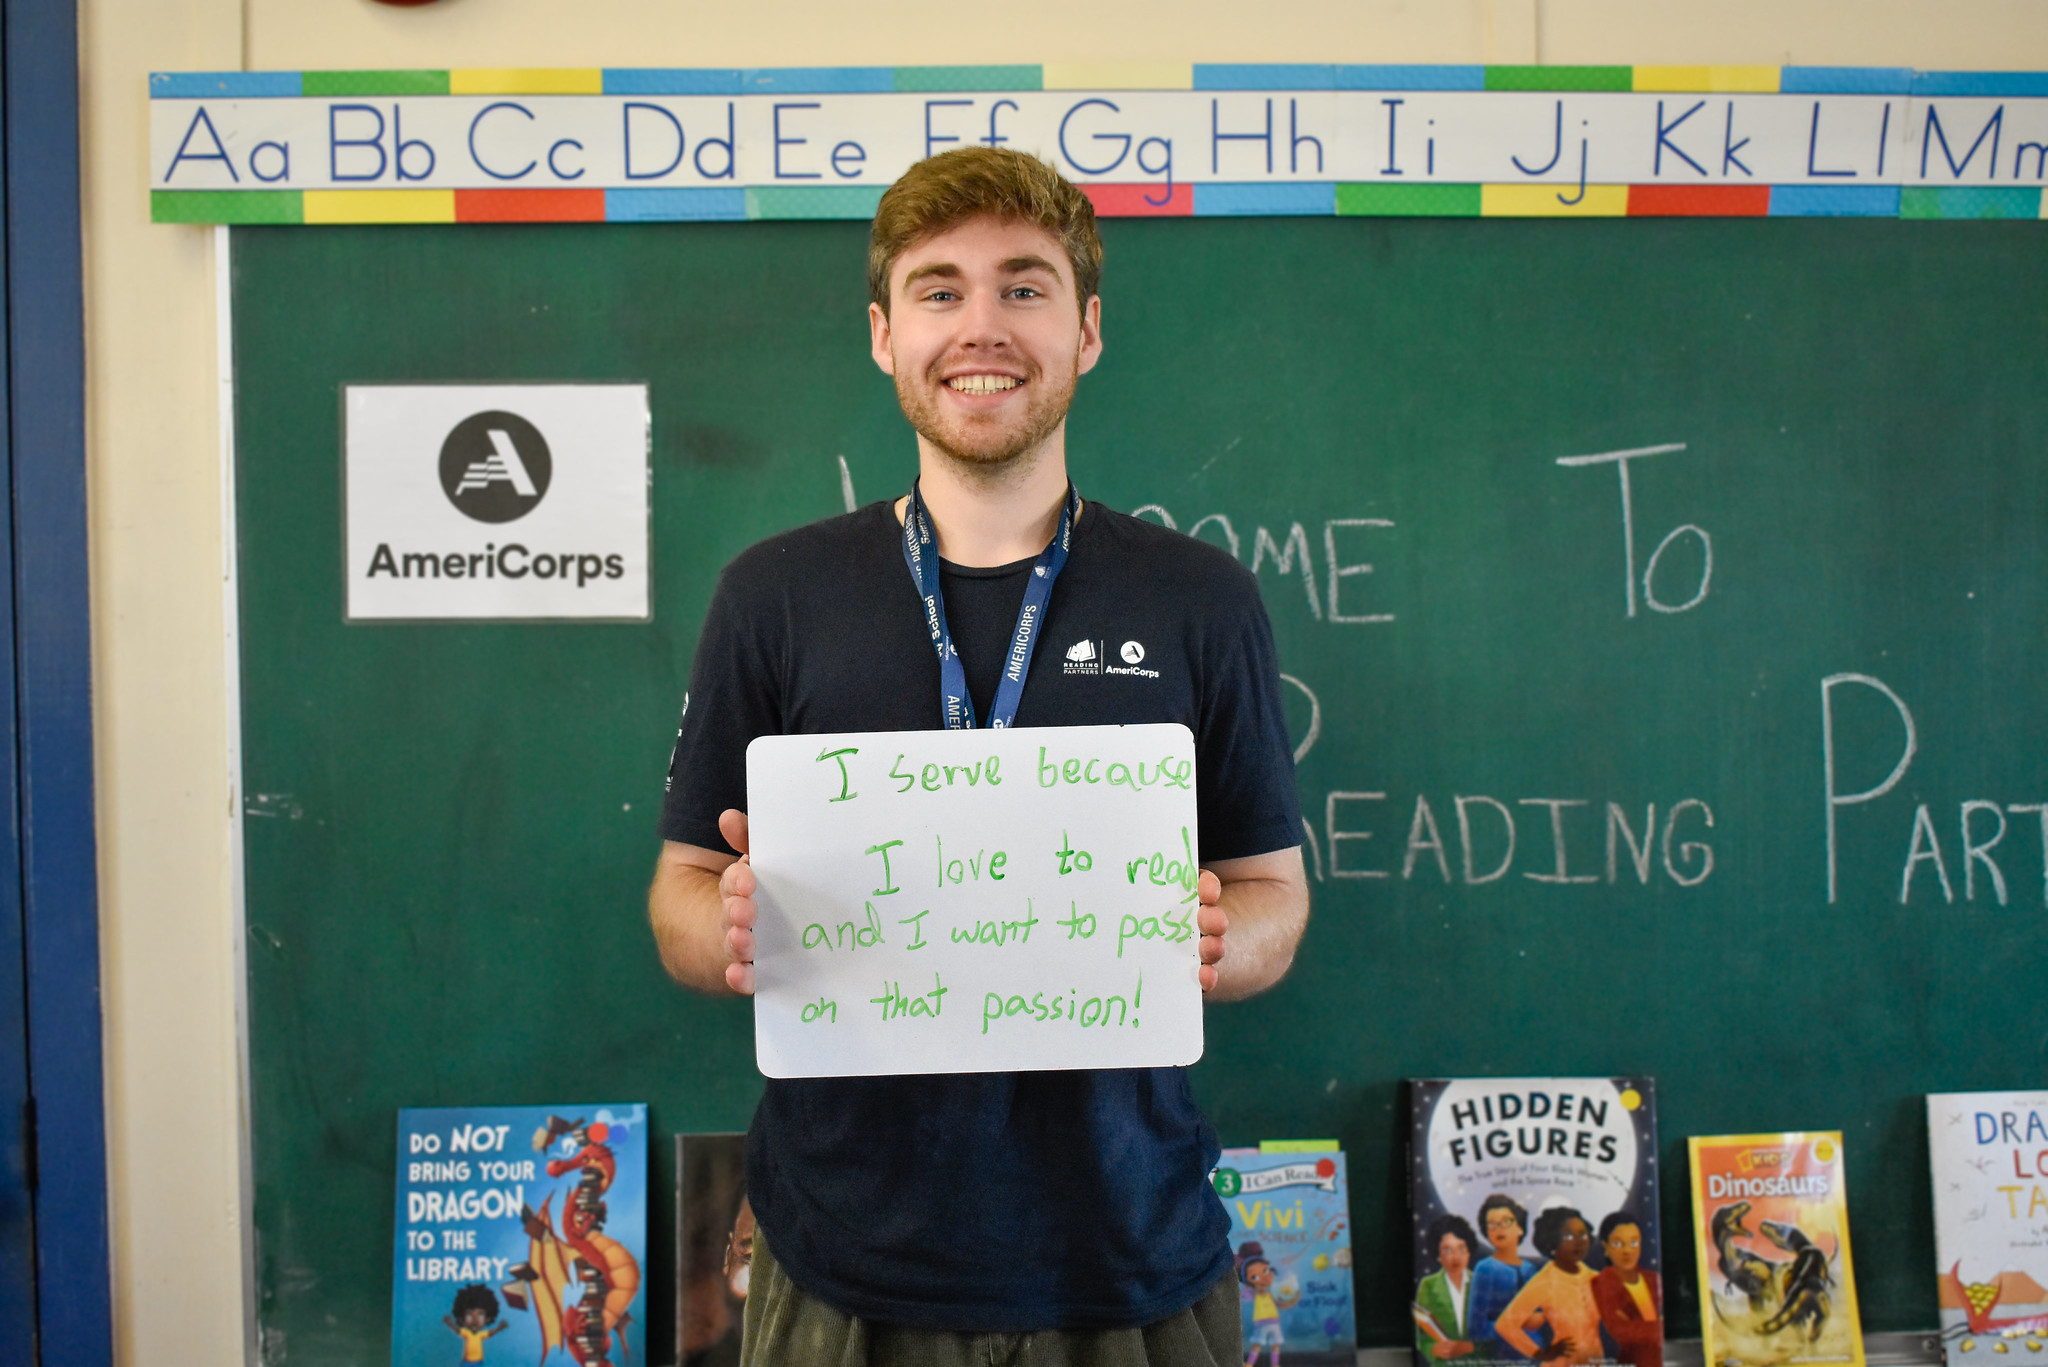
[1921,103,2003,180]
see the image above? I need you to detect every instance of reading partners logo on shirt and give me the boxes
[1064,638,1160,679]
[439,410,552,523]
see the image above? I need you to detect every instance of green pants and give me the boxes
[741,1228,1244,1367]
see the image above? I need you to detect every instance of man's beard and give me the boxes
[894,357,1080,472]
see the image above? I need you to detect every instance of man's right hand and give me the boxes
[648,808,760,997]
[714,809,757,995]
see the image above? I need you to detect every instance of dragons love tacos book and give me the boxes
[1928,1092,2048,1366]
[1688,1131,1864,1367]
[1214,1145,1356,1366]
[1410,1078,1663,1367]
[391,1104,647,1367]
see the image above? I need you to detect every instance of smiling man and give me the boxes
[648,147,1310,1366]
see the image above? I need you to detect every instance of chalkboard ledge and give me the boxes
[1355,1333,1941,1367]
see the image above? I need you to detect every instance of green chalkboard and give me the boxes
[231,217,2048,1363]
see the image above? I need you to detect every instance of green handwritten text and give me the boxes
[981,974,1143,1034]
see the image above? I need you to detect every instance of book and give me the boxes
[677,1133,750,1367]
[1409,1077,1663,1367]
[1927,1091,2048,1365]
[1688,1131,1864,1367]
[391,1104,647,1367]
[1214,1146,1357,1366]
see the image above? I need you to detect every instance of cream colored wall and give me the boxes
[83,2,2048,1364]
[82,4,246,1366]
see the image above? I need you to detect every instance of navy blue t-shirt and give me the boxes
[658,498,1302,1331]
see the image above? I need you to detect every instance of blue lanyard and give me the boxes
[900,479,1080,729]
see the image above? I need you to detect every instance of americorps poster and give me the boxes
[345,383,649,622]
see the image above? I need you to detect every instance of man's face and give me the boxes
[869,215,1102,470]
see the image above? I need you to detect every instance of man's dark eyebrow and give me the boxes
[1002,254,1063,280]
[902,261,963,287]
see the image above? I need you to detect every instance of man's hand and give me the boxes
[712,810,757,994]
[648,809,760,996]
[1196,846,1309,1002]
[1195,870,1226,992]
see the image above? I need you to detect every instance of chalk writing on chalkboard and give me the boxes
[745,723,1205,1079]
[1822,673,2048,908]
[1555,442,1712,619]
[1131,505,1396,625]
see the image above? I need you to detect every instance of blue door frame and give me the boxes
[3,0,111,1361]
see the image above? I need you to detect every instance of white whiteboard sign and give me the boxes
[746,723,1204,1078]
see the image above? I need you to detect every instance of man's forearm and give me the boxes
[648,848,740,995]
[1208,849,1310,1003]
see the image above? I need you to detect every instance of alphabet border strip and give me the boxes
[148,65,2048,223]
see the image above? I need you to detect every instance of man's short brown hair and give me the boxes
[868,147,1103,316]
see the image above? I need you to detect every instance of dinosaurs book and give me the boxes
[1409,1078,1662,1367]
[1927,1091,2048,1367]
[391,1104,647,1367]
[1214,1145,1357,1366]
[1687,1131,1864,1367]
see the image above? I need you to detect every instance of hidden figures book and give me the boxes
[1214,1146,1357,1366]
[1688,1131,1864,1367]
[391,1104,647,1367]
[1927,1092,2048,1365]
[1409,1078,1662,1367]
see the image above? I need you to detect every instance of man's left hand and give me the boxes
[1195,848,1309,1001]
[1196,869,1227,993]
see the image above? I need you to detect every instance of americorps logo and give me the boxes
[439,410,552,523]
[345,383,649,622]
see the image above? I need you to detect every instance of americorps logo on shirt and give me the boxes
[1063,638,1160,679]
[344,383,649,621]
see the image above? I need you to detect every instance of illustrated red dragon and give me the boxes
[502,1115,642,1367]
[1946,1263,2048,1338]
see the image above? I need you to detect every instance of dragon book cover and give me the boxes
[1687,1131,1864,1367]
[1409,1078,1663,1367]
[1927,1091,2048,1366]
[391,1104,647,1367]
[1214,1146,1357,1365]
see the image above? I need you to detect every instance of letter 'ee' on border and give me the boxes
[149,65,2048,224]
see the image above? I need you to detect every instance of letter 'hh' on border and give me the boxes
[1821,673,1917,904]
